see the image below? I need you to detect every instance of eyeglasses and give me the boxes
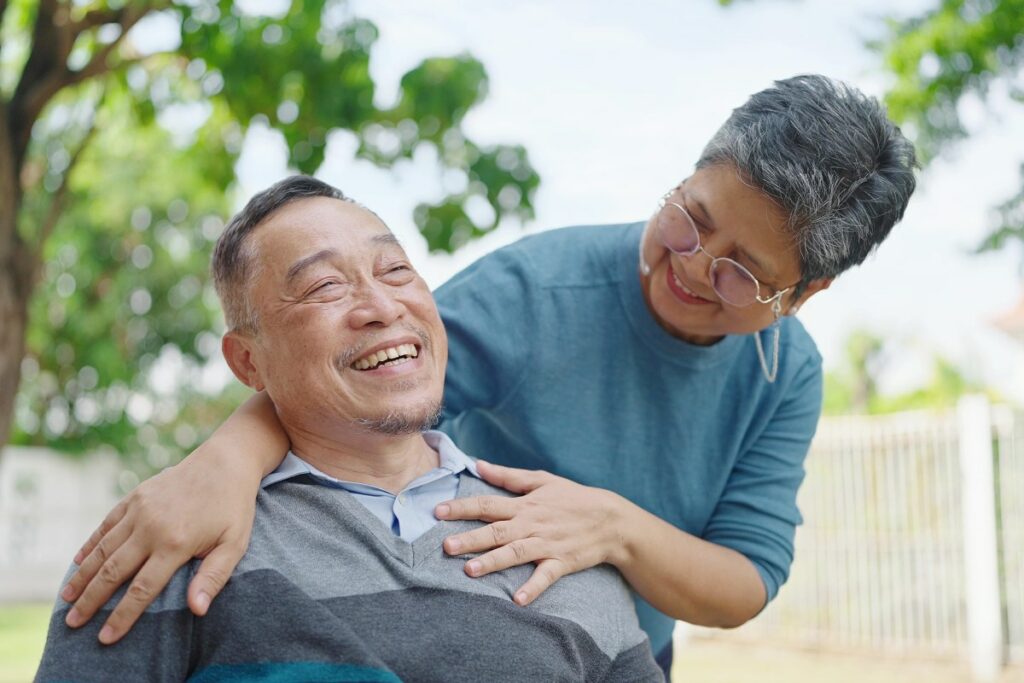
[656,191,796,309]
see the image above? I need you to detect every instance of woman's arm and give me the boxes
[436,462,765,627]
[438,354,822,626]
[61,391,288,644]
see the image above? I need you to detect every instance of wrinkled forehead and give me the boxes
[249,197,397,275]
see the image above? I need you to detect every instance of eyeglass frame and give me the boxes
[655,190,802,310]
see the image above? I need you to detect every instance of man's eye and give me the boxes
[313,280,339,292]
[383,264,414,279]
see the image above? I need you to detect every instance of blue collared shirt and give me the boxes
[261,430,479,543]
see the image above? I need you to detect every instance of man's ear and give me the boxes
[222,331,266,391]
[788,278,832,315]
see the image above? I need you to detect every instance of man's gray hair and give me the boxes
[211,176,354,333]
[697,74,918,296]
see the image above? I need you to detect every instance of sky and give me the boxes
[227,0,1024,403]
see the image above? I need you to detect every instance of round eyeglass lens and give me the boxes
[710,259,760,307]
[657,203,699,255]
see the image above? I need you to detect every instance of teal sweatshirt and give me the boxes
[436,222,823,653]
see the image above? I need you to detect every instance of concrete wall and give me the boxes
[0,447,121,603]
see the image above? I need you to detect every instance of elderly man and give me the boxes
[35,176,661,682]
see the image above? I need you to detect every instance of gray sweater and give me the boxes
[37,473,660,681]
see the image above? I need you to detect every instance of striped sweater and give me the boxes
[37,473,660,681]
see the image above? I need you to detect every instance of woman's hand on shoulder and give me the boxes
[435,461,628,606]
[60,441,259,644]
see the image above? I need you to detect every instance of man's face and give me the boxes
[234,197,447,438]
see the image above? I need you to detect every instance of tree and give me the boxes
[0,0,540,458]
[880,0,1024,253]
[823,329,993,415]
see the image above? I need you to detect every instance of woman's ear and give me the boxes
[789,278,832,315]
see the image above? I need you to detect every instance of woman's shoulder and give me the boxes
[498,222,643,286]
[779,315,822,368]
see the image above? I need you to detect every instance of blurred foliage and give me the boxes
[4,0,540,475]
[879,0,1024,256]
[823,329,996,415]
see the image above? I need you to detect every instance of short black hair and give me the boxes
[211,175,352,332]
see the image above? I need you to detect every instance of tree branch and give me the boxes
[9,0,76,169]
[30,89,105,277]
[9,1,166,170]
[65,5,149,87]
[0,1,11,43]
[0,99,19,260]
[72,7,126,33]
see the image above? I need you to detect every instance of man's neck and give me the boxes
[283,424,440,495]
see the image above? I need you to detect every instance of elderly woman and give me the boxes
[60,75,916,678]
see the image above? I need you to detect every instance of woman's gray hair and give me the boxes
[211,176,354,334]
[697,74,918,296]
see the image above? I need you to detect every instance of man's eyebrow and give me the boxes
[285,248,338,284]
[372,232,400,247]
[285,233,401,284]
[691,196,776,281]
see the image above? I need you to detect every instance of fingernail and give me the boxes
[467,560,481,576]
[435,504,450,519]
[515,591,529,605]
[65,608,81,628]
[196,591,210,613]
[98,625,114,644]
[73,552,84,565]
[61,584,75,601]
[446,538,462,553]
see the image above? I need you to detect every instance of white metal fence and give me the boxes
[995,404,1024,665]
[704,396,1023,679]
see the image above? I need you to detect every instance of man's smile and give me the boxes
[352,343,421,371]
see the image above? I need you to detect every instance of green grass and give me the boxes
[0,603,51,683]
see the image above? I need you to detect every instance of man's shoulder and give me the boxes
[451,471,649,655]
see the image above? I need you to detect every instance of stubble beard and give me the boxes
[353,398,443,436]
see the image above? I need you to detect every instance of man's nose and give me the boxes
[347,281,404,328]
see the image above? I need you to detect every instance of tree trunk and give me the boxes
[0,234,30,453]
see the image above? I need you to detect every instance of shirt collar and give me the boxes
[260,429,479,491]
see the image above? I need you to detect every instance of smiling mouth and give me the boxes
[351,344,420,371]
[668,264,714,304]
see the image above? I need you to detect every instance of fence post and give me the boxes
[958,394,1004,682]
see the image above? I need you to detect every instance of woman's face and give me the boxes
[640,163,829,345]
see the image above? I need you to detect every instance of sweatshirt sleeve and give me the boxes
[433,244,537,423]
[35,566,196,682]
[701,349,823,605]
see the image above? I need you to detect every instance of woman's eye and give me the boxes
[313,280,339,293]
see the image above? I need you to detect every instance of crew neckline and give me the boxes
[617,222,744,368]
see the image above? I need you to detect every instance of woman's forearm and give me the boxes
[203,390,289,478]
[609,499,767,628]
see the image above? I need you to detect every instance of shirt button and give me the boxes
[397,494,407,505]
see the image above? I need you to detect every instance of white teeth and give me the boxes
[673,272,700,298]
[353,344,420,370]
